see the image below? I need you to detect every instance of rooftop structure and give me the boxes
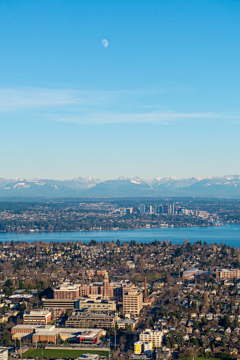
[11,324,104,344]
[66,309,118,329]
[77,297,116,312]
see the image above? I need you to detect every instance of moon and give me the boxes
[102,39,109,48]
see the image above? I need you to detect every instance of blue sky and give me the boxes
[1,0,240,180]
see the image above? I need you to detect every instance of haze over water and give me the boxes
[1,224,240,247]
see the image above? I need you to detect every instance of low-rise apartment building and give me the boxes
[139,329,163,349]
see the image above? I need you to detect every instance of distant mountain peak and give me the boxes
[118,175,129,180]
[0,175,240,197]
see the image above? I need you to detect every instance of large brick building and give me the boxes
[11,324,104,345]
[54,273,136,301]
[23,310,52,325]
[53,283,81,300]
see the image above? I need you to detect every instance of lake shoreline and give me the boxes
[0,223,239,247]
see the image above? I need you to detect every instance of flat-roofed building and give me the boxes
[23,310,52,325]
[139,329,163,349]
[117,318,137,330]
[77,297,116,312]
[134,341,143,355]
[11,325,55,339]
[123,290,143,315]
[42,298,77,310]
[9,294,33,303]
[216,269,240,280]
[66,310,118,329]
[11,324,104,345]
[53,283,81,300]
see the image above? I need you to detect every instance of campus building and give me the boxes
[11,324,104,345]
[23,310,52,325]
[53,273,135,301]
[65,310,118,329]
[42,298,77,310]
[53,283,81,300]
[77,297,117,312]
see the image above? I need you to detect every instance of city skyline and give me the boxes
[1,0,240,179]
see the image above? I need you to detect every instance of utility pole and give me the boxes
[20,338,22,360]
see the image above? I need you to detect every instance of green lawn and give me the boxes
[24,349,110,359]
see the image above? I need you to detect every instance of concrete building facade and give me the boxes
[123,290,143,315]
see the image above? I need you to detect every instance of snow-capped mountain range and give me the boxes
[1,175,240,197]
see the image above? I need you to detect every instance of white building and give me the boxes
[0,349,8,360]
[139,329,163,349]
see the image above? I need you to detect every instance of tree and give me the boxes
[5,279,12,287]
[220,315,231,329]
[202,316,207,326]
[232,318,238,330]
[20,301,26,311]
[57,334,62,344]
[193,320,199,330]
[1,332,10,346]
[203,291,209,308]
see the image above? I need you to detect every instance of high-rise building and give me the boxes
[163,204,169,214]
[159,204,163,214]
[154,205,159,214]
[149,205,153,214]
[126,207,133,214]
[123,290,143,315]
[140,204,145,214]
[172,203,175,214]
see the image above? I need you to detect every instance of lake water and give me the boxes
[0,224,240,247]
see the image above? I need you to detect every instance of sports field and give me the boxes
[24,348,109,359]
